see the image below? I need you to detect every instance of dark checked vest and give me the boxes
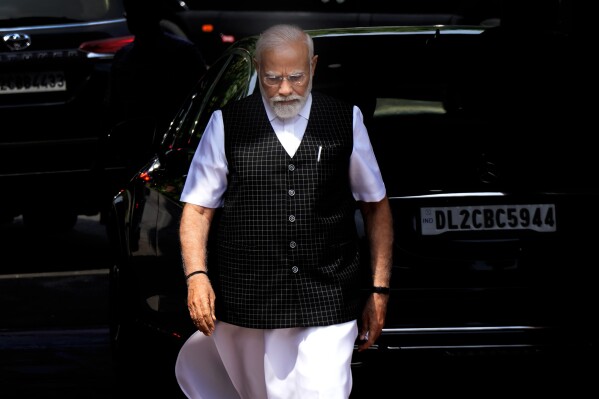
[214,91,361,329]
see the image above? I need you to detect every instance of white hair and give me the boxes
[254,24,313,64]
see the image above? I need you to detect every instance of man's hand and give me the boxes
[187,273,216,336]
[180,203,217,335]
[357,292,388,352]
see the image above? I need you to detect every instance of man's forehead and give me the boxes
[260,52,309,69]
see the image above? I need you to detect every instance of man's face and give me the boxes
[256,40,317,119]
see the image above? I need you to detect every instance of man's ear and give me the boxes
[311,55,318,75]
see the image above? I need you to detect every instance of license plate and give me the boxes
[0,71,67,94]
[420,204,557,236]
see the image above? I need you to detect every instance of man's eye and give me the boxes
[263,74,305,86]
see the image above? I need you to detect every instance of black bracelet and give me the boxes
[185,270,208,280]
[372,286,390,295]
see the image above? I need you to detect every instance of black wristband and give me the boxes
[185,270,208,280]
[372,286,390,295]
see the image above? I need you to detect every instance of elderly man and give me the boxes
[176,24,393,399]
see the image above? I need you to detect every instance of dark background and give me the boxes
[0,216,117,398]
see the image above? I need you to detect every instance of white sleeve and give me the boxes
[180,110,228,208]
[349,105,387,202]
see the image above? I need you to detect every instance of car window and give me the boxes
[199,47,256,123]
[168,45,255,152]
[0,0,123,24]
[187,48,255,149]
[165,56,230,151]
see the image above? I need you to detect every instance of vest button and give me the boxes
[288,189,295,196]
[288,164,295,171]
[289,241,296,248]
[288,215,296,222]
[291,266,299,273]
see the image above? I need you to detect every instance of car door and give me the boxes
[145,45,257,331]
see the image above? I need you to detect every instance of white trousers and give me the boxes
[175,320,358,399]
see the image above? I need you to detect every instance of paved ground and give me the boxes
[0,327,116,399]
[0,215,118,398]
[0,215,596,398]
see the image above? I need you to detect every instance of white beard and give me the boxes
[271,98,304,119]
[260,80,312,120]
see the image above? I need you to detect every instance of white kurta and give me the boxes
[176,321,358,399]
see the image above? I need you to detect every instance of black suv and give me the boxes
[0,0,129,230]
[105,20,594,395]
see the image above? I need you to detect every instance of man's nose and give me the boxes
[278,78,294,94]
